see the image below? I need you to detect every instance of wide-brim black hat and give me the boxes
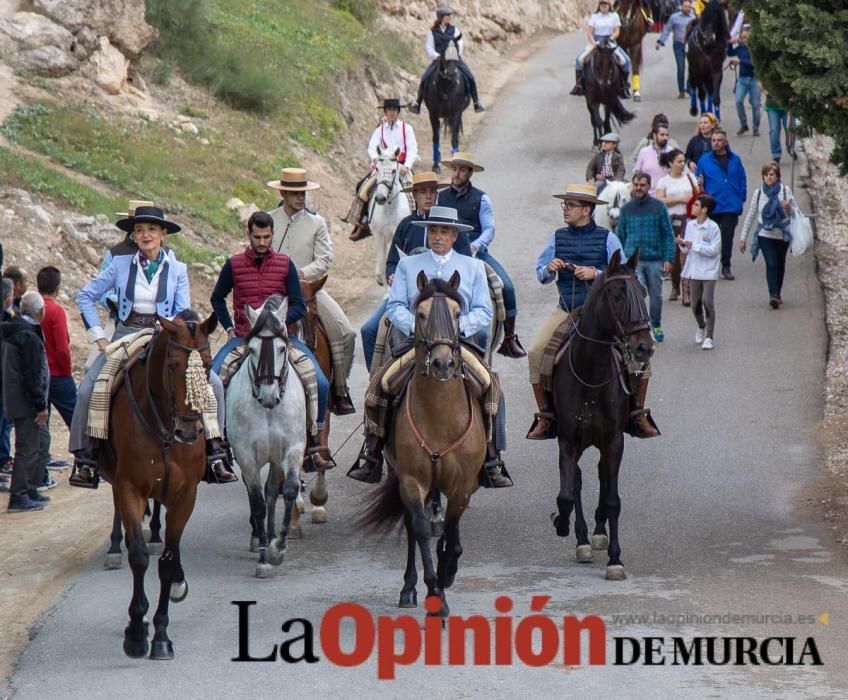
[116,206,181,234]
[378,98,402,111]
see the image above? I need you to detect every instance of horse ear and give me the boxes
[311,274,328,293]
[417,270,428,291]
[157,315,178,334]
[245,303,261,327]
[608,249,622,271]
[201,311,218,337]
[448,270,461,289]
[273,299,288,326]
[626,248,640,269]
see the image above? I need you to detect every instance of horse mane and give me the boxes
[584,257,649,331]
[414,278,465,312]
[170,309,201,337]
[245,294,286,340]
[699,0,726,34]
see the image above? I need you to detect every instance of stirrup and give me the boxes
[496,334,527,358]
[347,447,383,483]
[526,411,556,440]
[303,445,337,473]
[478,456,514,488]
[628,408,661,438]
[69,463,100,489]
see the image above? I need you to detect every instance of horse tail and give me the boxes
[356,468,406,534]
[611,98,636,125]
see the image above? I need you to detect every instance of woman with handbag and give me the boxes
[738,161,798,308]
[656,149,698,304]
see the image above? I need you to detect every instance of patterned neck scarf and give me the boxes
[139,249,165,284]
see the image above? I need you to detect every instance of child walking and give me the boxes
[676,194,721,349]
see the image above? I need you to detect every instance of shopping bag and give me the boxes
[789,209,813,256]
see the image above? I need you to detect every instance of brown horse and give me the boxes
[100,310,217,660]
[616,0,651,101]
[360,272,487,616]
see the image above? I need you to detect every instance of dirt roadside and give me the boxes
[0,28,560,686]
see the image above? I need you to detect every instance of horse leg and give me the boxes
[573,466,593,563]
[592,468,609,551]
[310,471,328,524]
[243,465,267,561]
[600,436,626,580]
[551,438,579,540]
[105,497,124,569]
[142,500,151,541]
[436,497,467,590]
[271,454,302,568]
[118,486,150,659]
[429,488,444,538]
[147,501,163,556]
[430,112,441,173]
[689,83,698,117]
[713,71,722,121]
[632,71,641,102]
[450,115,461,155]
[260,462,284,574]
[398,511,418,608]
[411,500,446,617]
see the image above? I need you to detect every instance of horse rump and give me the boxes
[356,468,406,535]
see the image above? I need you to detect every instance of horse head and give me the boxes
[606,181,633,229]
[156,310,218,443]
[586,249,653,363]
[374,146,401,205]
[696,2,724,50]
[299,274,327,351]
[590,38,618,91]
[244,295,290,409]
[437,53,459,87]
[413,270,463,381]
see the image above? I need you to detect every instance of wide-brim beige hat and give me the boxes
[115,199,154,217]
[553,183,607,205]
[266,167,321,192]
[401,172,451,193]
[443,152,484,172]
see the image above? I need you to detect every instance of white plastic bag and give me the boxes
[789,209,813,256]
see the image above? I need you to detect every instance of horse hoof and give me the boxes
[311,506,328,524]
[268,540,287,566]
[170,580,188,603]
[123,633,149,659]
[398,589,418,608]
[104,552,123,569]
[591,534,609,550]
[149,640,174,660]
[689,106,698,117]
[633,93,641,102]
[605,565,627,581]
[576,545,594,563]
[249,536,260,553]
[147,542,164,556]
[289,525,303,540]
[255,563,274,578]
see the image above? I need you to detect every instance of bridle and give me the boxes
[373,157,401,206]
[247,330,290,402]
[414,293,462,381]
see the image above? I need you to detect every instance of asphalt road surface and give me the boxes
[6,30,846,700]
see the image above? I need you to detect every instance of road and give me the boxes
[6,30,847,699]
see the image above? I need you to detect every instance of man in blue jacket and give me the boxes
[696,129,747,279]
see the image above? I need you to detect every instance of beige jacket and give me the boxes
[269,206,334,280]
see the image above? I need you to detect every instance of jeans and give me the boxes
[711,212,740,268]
[576,44,631,73]
[211,334,329,427]
[0,394,12,463]
[758,236,789,298]
[735,76,761,130]
[48,375,77,428]
[475,248,517,319]
[673,41,686,93]
[766,109,795,162]
[361,299,388,372]
[636,260,664,328]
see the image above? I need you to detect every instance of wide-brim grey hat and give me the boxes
[410,205,473,232]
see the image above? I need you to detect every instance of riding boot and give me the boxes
[629,375,660,438]
[526,382,557,440]
[408,82,424,115]
[205,437,238,483]
[570,68,585,96]
[347,430,384,484]
[68,443,100,489]
[349,221,372,242]
[331,391,356,416]
[303,434,337,473]
[478,442,514,488]
[619,70,631,99]
[496,317,527,358]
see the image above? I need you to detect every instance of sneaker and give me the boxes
[677,91,686,99]
[737,125,749,136]
[769,296,780,309]
[7,494,44,513]
[0,460,12,475]
[27,490,50,503]
[651,326,665,342]
[47,457,69,470]
[695,327,705,344]
[37,478,57,492]
[752,128,760,137]
[721,266,735,280]
[702,337,714,350]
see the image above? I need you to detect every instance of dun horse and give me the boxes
[361,272,487,616]
[102,310,217,660]
[369,147,411,286]
[549,251,654,580]
[423,50,470,173]
[584,40,636,148]
[687,0,728,120]
[616,0,651,102]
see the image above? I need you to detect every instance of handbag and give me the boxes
[789,208,813,256]
[684,173,701,219]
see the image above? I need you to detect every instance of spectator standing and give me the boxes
[655,0,697,98]
[695,129,747,280]
[728,26,760,137]
[3,266,27,312]
[635,123,672,196]
[762,88,796,164]
[3,291,50,513]
[0,279,12,491]
[684,112,720,173]
[616,172,676,342]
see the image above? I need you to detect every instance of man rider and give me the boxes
[268,168,357,416]
[348,206,512,488]
[345,98,420,242]
[409,6,485,115]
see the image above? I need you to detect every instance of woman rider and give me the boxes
[408,6,485,115]
[571,0,632,98]
[68,205,237,488]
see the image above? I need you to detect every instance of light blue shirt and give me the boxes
[535,229,624,284]
[387,249,493,337]
[658,10,696,45]
[475,194,496,251]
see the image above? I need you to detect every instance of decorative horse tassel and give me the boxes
[185,350,210,413]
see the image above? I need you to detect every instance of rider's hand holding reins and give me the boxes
[96,338,109,352]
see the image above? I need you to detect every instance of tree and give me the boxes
[745,1,848,174]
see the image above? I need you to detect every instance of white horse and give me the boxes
[226,296,306,578]
[370,145,410,286]
[594,180,632,232]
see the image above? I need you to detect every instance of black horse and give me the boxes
[549,250,654,580]
[687,0,728,120]
[423,54,470,173]
[584,40,636,148]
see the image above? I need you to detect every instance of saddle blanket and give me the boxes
[87,329,221,440]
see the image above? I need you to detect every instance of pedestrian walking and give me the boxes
[634,122,672,196]
[655,0,697,98]
[728,26,761,137]
[684,112,720,173]
[738,161,798,308]
[677,194,721,350]
[762,88,796,164]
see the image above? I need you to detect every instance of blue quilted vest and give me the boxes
[432,25,460,56]
[437,185,484,242]
[554,221,610,311]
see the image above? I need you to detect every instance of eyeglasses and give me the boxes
[561,201,586,211]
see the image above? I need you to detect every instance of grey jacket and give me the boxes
[2,315,48,418]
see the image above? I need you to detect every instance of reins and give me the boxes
[405,375,475,464]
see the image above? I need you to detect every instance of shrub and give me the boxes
[332,0,376,25]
